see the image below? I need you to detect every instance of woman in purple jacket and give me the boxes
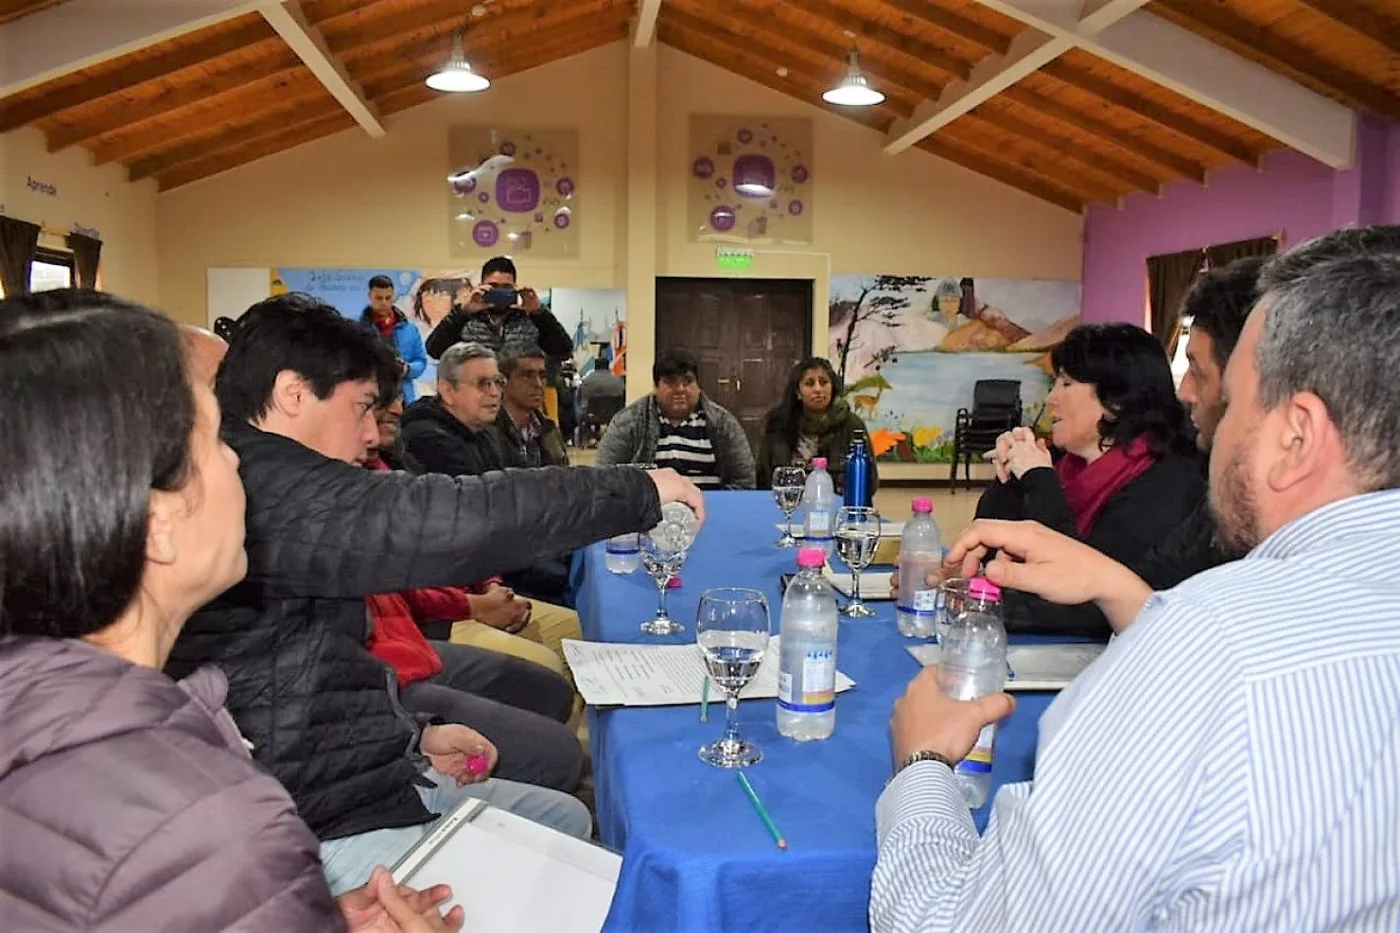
[0,291,460,933]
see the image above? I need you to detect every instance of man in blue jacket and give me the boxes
[362,274,427,402]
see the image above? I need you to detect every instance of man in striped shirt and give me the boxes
[874,228,1400,932]
[596,348,755,490]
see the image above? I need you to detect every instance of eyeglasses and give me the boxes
[468,376,507,392]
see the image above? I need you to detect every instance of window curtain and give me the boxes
[1205,235,1278,269]
[65,232,102,289]
[1146,248,1205,354]
[0,216,41,298]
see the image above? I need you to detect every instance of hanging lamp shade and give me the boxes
[822,50,884,106]
[427,33,490,92]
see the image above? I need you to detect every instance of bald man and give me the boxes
[181,325,227,387]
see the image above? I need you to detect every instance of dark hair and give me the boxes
[212,316,240,342]
[500,344,546,378]
[413,276,467,324]
[481,256,517,281]
[0,290,196,638]
[653,347,700,384]
[767,357,843,444]
[1051,323,1195,457]
[1182,256,1264,371]
[368,274,394,292]
[217,292,400,422]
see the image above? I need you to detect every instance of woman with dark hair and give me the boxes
[0,292,460,932]
[976,323,1204,638]
[756,356,875,493]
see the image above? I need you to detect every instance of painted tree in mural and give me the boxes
[831,275,929,380]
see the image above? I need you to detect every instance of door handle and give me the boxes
[718,378,732,385]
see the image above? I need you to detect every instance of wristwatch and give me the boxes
[892,749,955,780]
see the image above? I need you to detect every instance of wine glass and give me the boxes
[639,502,699,635]
[772,466,806,547]
[935,577,970,645]
[696,587,771,768]
[835,506,882,618]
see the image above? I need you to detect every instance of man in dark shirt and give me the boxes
[497,345,569,468]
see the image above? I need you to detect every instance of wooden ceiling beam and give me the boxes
[0,15,278,132]
[940,119,1124,201]
[258,0,383,137]
[303,0,402,29]
[1294,0,1400,54]
[91,72,330,165]
[965,105,1160,192]
[657,22,894,133]
[634,0,661,47]
[661,6,918,116]
[868,0,1010,53]
[1152,0,1400,122]
[915,135,1084,212]
[360,19,629,99]
[43,51,303,152]
[156,110,355,190]
[771,0,972,81]
[0,0,67,26]
[128,94,343,181]
[705,0,946,101]
[1003,83,1205,182]
[1041,60,1262,165]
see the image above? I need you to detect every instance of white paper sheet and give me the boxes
[562,636,855,707]
[907,643,1107,692]
[822,569,895,600]
[391,798,621,933]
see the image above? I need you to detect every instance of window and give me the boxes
[1170,316,1192,388]
[30,247,74,293]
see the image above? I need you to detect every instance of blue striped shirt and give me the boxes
[872,490,1400,932]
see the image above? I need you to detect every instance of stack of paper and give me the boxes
[562,635,856,707]
[391,798,620,933]
[907,642,1107,692]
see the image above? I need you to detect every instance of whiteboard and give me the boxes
[206,267,271,328]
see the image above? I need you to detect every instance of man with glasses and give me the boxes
[401,341,514,476]
[498,345,569,468]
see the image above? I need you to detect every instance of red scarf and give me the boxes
[1054,435,1155,538]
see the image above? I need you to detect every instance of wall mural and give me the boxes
[688,115,814,245]
[828,274,1082,463]
[447,126,579,260]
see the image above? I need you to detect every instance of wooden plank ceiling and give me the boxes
[0,0,1395,208]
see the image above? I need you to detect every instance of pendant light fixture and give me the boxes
[426,32,490,93]
[822,49,884,107]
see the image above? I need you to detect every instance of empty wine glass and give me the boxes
[772,465,806,547]
[696,587,771,768]
[835,506,882,618]
[639,502,699,635]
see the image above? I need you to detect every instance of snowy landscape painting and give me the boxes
[828,274,1082,463]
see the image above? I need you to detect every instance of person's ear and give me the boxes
[146,490,181,566]
[1265,391,1336,493]
[269,370,307,418]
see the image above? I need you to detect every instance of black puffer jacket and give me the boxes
[165,420,660,841]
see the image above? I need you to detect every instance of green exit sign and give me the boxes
[716,247,754,269]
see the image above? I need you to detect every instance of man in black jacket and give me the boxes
[166,294,705,895]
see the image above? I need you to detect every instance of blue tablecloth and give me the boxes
[577,491,1063,933]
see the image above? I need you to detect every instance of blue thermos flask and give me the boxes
[844,430,873,508]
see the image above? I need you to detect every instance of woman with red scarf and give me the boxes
[977,323,1204,638]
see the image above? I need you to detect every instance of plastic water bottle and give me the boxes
[604,533,640,573]
[895,498,943,637]
[777,546,839,741]
[937,578,1008,808]
[843,430,874,508]
[802,457,836,561]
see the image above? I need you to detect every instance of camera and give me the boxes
[484,286,518,309]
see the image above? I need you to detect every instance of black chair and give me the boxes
[950,379,1023,492]
[578,394,624,448]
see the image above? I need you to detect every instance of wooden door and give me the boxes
[654,277,812,449]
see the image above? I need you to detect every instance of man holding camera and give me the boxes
[425,256,573,363]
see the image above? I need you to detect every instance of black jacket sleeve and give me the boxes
[1131,500,1230,591]
[400,423,487,478]
[425,308,472,359]
[531,310,574,359]
[235,428,661,601]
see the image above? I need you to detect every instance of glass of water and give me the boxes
[639,502,699,635]
[772,466,806,547]
[835,506,882,618]
[936,577,970,644]
[696,587,771,768]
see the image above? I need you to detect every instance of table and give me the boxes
[576,491,1065,933]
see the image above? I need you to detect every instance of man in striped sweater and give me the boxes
[596,347,755,490]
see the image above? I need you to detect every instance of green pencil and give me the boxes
[700,677,710,722]
[736,771,788,850]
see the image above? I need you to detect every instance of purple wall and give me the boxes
[1082,115,1400,325]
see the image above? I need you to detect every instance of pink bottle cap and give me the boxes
[969,577,1001,600]
[797,547,826,568]
[466,752,489,776]
[911,497,933,513]
[811,457,828,469]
